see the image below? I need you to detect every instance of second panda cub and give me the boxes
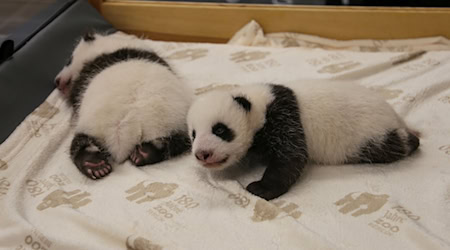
[187,81,420,200]
[55,31,192,180]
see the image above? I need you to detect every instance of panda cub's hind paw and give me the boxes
[75,152,112,180]
[129,142,163,167]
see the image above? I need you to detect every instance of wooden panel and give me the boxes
[100,0,450,42]
[88,0,103,12]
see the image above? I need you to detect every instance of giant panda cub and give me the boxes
[54,31,192,180]
[187,80,420,200]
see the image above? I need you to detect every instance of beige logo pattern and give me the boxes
[194,83,240,96]
[26,175,72,198]
[240,58,281,73]
[228,193,250,208]
[280,36,329,49]
[17,230,53,250]
[126,236,163,250]
[25,120,57,138]
[281,36,301,48]
[31,101,59,119]
[439,145,450,155]
[369,205,421,236]
[402,94,416,103]
[438,95,450,104]
[252,199,302,222]
[371,88,403,100]
[0,159,7,171]
[335,192,389,217]
[149,194,200,221]
[37,189,92,211]
[167,48,208,61]
[318,61,361,74]
[398,58,440,73]
[0,177,10,197]
[306,53,345,67]
[230,51,270,63]
[126,181,178,204]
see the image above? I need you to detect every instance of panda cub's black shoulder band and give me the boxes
[233,96,252,112]
[69,48,171,108]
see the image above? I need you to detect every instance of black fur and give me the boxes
[212,122,235,142]
[356,129,420,164]
[246,84,308,200]
[191,130,196,141]
[130,132,192,167]
[69,48,171,109]
[65,55,73,66]
[104,28,118,35]
[233,96,252,112]
[408,132,420,153]
[83,32,96,42]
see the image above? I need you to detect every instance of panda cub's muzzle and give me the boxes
[194,149,228,168]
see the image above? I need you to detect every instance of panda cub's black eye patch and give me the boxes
[212,122,234,142]
[192,130,196,141]
[65,55,73,66]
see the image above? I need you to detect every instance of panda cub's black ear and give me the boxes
[83,31,96,42]
[104,28,118,35]
[233,96,252,112]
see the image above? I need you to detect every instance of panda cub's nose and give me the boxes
[195,150,213,162]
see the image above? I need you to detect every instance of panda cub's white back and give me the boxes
[288,80,407,164]
[78,59,191,162]
[187,80,419,200]
[55,31,192,180]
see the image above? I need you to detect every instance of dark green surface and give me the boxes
[0,0,113,144]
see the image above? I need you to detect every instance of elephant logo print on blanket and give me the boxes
[439,145,450,155]
[335,192,389,217]
[318,61,361,74]
[370,88,403,100]
[126,235,163,250]
[0,159,7,171]
[438,95,450,104]
[230,50,270,63]
[31,101,59,119]
[251,199,302,222]
[167,48,208,61]
[37,189,92,211]
[125,181,178,204]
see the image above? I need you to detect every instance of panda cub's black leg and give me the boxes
[129,132,191,167]
[247,160,306,200]
[356,128,420,164]
[70,133,112,180]
[246,84,308,200]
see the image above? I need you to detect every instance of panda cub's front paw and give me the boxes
[246,181,288,201]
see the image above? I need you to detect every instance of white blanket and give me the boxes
[1,21,450,250]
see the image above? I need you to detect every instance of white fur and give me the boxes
[188,80,410,168]
[188,85,272,169]
[57,32,192,163]
[287,80,405,164]
[56,32,154,96]
[77,60,192,162]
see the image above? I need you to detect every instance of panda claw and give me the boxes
[78,159,112,180]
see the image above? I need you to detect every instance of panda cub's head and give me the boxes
[54,30,138,97]
[187,90,254,170]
